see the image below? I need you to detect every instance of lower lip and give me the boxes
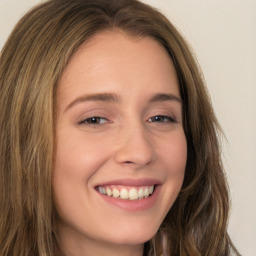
[96,185,160,212]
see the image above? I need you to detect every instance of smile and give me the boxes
[97,185,155,200]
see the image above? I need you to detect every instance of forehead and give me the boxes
[61,30,177,78]
[57,30,180,109]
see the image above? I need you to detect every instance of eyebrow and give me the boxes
[149,93,182,104]
[64,92,182,112]
[64,93,119,112]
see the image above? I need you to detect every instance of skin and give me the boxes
[53,30,187,256]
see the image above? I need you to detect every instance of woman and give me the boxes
[0,0,241,255]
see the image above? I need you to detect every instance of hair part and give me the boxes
[0,0,240,255]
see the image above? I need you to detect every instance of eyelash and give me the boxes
[79,117,109,125]
[79,115,176,126]
[148,115,176,123]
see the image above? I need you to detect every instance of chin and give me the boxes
[102,223,158,246]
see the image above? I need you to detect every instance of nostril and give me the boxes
[124,161,133,164]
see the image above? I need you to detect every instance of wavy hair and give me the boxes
[0,0,240,255]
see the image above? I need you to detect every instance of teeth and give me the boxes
[98,185,155,200]
[144,188,149,198]
[113,188,119,198]
[129,188,138,200]
[120,189,129,199]
[106,188,112,196]
[138,188,144,199]
[99,187,106,195]
[149,186,154,194]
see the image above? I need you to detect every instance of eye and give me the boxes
[148,115,176,123]
[79,117,109,125]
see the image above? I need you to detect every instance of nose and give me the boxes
[113,124,156,168]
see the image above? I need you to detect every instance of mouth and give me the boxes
[96,185,155,200]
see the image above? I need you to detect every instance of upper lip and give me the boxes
[95,178,162,187]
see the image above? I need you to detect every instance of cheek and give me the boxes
[160,131,187,198]
[160,130,187,173]
[52,130,110,212]
[54,129,109,179]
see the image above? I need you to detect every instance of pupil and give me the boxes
[155,116,162,121]
[91,117,98,123]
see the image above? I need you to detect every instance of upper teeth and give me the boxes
[98,185,155,200]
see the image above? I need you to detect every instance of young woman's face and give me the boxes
[54,30,187,254]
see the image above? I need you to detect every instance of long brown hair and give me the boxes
[0,0,240,255]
